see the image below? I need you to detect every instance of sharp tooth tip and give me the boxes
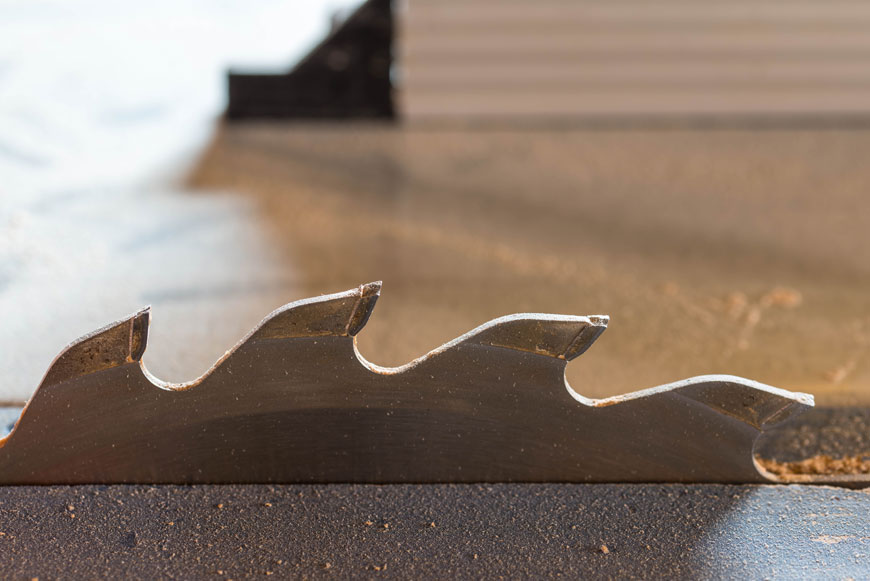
[349,283,381,336]
[360,281,383,295]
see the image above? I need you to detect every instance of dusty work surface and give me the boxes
[0,483,868,579]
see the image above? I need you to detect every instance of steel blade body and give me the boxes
[0,283,816,484]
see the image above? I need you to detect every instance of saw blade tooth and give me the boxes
[463,314,608,360]
[564,315,609,360]
[39,307,150,388]
[673,377,814,430]
[249,281,382,341]
[347,281,382,336]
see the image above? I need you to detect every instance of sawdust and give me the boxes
[760,287,803,309]
[813,535,853,545]
[757,454,870,476]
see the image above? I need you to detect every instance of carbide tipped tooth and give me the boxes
[40,307,150,388]
[564,315,609,361]
[347,281,382,337]
[674,377,814,430]
[250,282,381,341]
[465,314,608,360]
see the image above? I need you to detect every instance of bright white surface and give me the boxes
[0,0,361,400]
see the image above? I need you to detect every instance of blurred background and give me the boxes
[1,0,869,407]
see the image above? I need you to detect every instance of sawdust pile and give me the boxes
[757,454,870,476]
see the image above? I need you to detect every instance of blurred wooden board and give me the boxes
[399,0,870,119]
